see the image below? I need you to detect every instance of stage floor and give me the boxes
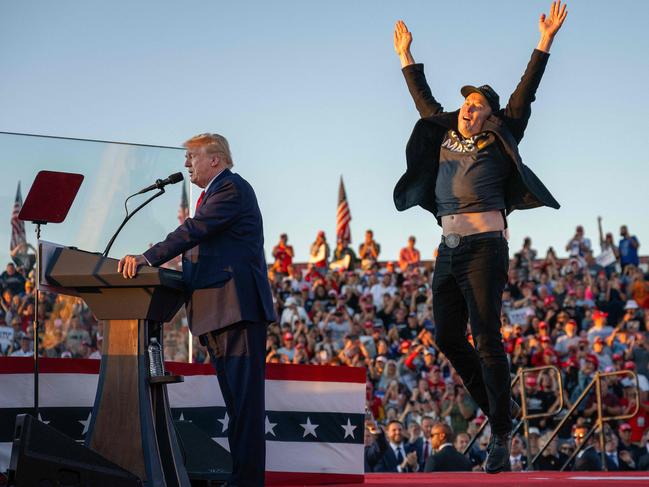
[274,472,649,487]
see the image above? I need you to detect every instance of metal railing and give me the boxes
[530,369,640,471]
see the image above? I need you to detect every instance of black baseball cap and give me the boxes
[460,84,500,112]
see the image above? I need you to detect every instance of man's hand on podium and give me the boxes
[118,254,148,279]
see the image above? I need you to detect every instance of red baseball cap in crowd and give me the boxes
[364,320,374,329]
[564,357,579,368]
[612,353,623,361]
[284,332,294,341]
[544,296,556,306]
[539,321,548,329]
[566,319,577,328]
[592,309,608,320]
[585,354,599,368]
[540,336,551,343]
[623,361,636,371]
[400,340,411,352]
[525,375,538,387]
[619,423,632,432]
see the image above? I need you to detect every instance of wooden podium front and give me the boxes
[41,243,190,487]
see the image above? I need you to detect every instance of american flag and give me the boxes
[178,181,189,224]
[336,176,351,243]
[10,182,26,252]
[0,358,365,485]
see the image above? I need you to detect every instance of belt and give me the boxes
[441,230,504,249]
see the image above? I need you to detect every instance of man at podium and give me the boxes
[118,132,276,487]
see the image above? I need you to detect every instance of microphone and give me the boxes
[102,172,184,257]
[135,172,184,195]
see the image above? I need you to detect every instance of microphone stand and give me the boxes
[103,188,165,257]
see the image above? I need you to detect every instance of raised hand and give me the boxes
[393,20,415,67]
[539,1,568,38]
[393,20,412,56]
[537,1,568,52]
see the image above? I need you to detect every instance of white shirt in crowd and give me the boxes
[10,348,32,357]
[370,283,397,310]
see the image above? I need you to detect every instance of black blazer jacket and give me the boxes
[144,169,276,335]
[394,49,560,226]
[423,444,473,472]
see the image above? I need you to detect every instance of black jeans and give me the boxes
[432,235,512,434]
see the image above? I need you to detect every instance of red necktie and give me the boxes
[195,190,205,213]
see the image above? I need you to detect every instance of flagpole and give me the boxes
[188,182,194,364]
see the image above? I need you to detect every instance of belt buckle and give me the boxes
[445,233,461,248]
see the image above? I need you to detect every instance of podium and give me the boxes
[38,242,190,486]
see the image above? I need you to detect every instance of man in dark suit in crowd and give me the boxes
[118,132,276,487]
[364,420,389,472]
[415,416,435,471]
[371,420,419,472]
[424,422,472,472]
[573,425,603,471]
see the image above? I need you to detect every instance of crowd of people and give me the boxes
[2,222,648,472]
[265,224,649,472]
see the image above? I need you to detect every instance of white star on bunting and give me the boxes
[265,416,277,436]
[218,412,229,433]
[300,417,319,438]
[79,412,92,435]
[341,418,357,439]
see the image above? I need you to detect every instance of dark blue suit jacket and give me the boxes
[144,169,276,335]
[370,441,418,473]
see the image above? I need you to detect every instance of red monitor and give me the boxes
[19,170,84,224]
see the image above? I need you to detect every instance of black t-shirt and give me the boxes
[435,130,512,217]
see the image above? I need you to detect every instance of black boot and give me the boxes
[484,431,511,474]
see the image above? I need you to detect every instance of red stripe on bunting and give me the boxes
[0,358,366,383]
[266,471,364,485]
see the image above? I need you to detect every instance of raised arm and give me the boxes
[394,20,443,118]
[597,216,605,247]
[502,1,568,142]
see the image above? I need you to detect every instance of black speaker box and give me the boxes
[7,414,141,487]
